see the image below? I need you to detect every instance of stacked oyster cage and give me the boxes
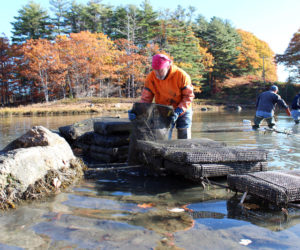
[136,138,268,180]
[59,117,132,164]
[127,103,268,180]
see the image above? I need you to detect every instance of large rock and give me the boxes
[0,126,84,209]
[2,126,71,151]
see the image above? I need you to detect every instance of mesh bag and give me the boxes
[227,171,300,205]
[164,161,267,179]
[76,131,130,147]
[127,103,174,165]
[136,139,267,178]
[137,139,267,163]
[59,117,125,142]
[162,147,267,163]
[89,144,128,156]
[93,117,132,135]
[89,151,127,163]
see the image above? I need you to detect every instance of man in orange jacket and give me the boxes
[128,54,194,139]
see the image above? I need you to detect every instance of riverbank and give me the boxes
[0,97,254,117]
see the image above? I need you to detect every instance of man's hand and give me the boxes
[128,109,136,121]
[286,108,291,116]
[171,107,184,126]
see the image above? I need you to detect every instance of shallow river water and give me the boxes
[1,110,300,249]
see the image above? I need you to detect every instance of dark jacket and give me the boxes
[291,94,300,110]
[256,90,288,113]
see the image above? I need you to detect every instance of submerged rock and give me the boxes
[0,126,85,209]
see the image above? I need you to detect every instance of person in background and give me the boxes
[128,54,194,139]
[252,85,291,129]
[291,92,300,124]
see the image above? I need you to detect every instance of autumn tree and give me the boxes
[236,29,277,82]
[115,39,148,98]
[0,37,18,105]
[11,1,53,43]
[56,31,121,98]
[276,28,300,83]
[21,38,65,102]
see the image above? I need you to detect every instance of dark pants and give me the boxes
[253,115,275,129]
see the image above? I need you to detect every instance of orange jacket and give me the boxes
[140,65,194,112]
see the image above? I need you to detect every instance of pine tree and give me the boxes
[136,0,159,47]
[195,17,242,91]
[65,1,84,33]
[49,0,70,36]
[156,7,207,85]
[80,0,104,33]
[11,1,53,43]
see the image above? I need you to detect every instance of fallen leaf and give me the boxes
[137,203,154,208]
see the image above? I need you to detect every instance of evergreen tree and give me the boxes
[11,1,53,43]
[136,0,159,47]
[165,21,206,85]
[65,1,84,33]
[110,5,141,45]
[102,6,127,40]
[49,0,70,35]
[156,7,206,85]
[195,17,241,91]
[80,0,104,33]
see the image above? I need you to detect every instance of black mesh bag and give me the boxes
[127,103,174,165]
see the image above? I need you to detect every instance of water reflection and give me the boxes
[0,111,300,249]
[227,197,300,232]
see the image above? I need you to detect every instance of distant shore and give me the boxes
[0,98,255,117]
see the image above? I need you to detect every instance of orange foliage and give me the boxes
[114,39,148,97]
[237,29,277,82]
[20,31,126,99]
[21,38,66,101]
[0,37,19,104]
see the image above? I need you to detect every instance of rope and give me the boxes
[195,164,230,188]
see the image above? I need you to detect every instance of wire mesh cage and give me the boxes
[228,171,300,205]
[136,139,268,179]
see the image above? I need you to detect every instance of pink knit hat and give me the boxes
[152,54,171,70]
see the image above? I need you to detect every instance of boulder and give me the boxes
[0,126,84,209]
[2,126,71,152]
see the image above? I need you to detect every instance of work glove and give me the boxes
[128,109,136,121]
[286,108,291,116]
[171,107,184,126]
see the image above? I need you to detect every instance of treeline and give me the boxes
[0,0,296,105]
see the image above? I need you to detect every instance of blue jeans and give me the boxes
[175,108,193,128]
[253,115,275,128]
[291,109,300,124]
[169,108,193,139]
